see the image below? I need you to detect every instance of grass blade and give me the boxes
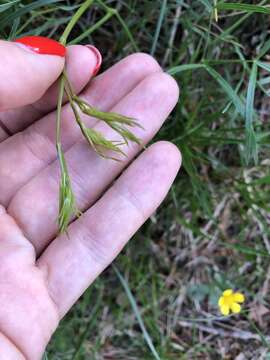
[168,63,206,75]
[114,11,139,52]
[95,0,139,51]
[0,0,20,13]
[113,265,161,360]
[257,61,270,73]
[245,61,258,164]
[42,352,49,360]
[150,0,167,56]
[198,0,212,12]
[0,0,65,32]
[169,63,245,117]
[71,291,102,360]
[69,11,114,45]
[217,3,270,15]
[205,65,245,117]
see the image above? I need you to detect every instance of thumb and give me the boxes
[0,36,66,111]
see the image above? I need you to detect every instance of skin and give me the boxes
[0,40,181,359]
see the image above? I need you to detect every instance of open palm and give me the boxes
[0,41,180,359]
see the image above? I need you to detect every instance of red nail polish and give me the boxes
[86,45,102,76]
[14,36,66,57]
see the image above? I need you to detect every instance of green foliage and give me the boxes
[1,0,270,358]
[217,3,270,15]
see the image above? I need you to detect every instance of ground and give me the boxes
[1,1,270,359]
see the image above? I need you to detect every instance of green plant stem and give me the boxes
[55,0,96,232]
[69,10,114,45]
[55,0,142,233]
[115,11,139,52]
[56,75,65,154]
[63,76,83,129]
[60,0,94,45]
[96,0,138,51]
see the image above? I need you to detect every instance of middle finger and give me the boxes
[9,72,179,254]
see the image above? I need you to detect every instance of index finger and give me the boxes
[0,38,64,111]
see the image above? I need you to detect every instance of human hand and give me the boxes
[0,37,181,359]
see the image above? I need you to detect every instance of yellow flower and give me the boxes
[218,289,245,316]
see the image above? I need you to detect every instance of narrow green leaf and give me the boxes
[217,3,270,15]
[221,242,270,258]
[42,352,49,360]
[150,0,167,56]
[256,39,270,60]
[245,61,258,164]
[0,0,65,32]
[69,11,114,45]
[113,265,161,360]
[60,0,94,45]
[205,66,245,117]
[168,63,206,75]
[250,175,270,187]
[18,17,71,38]
[245,62,258,131]
[0,0,20,13]
[198,0,212,12]
[169,63,245,118]
[8,16,20,39]
[114,11,139,52]
[257,61,270,73]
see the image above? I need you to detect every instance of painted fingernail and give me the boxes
[14,36,66,57]
[86,45,103,76]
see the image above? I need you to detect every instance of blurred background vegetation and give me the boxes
[1,0,270,359]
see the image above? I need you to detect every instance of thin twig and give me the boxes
[179,321,270,342]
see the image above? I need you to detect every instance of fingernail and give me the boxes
[86,45,102,76]
[13,36,66,57]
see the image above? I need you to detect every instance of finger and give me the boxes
[0,53,161,206]
[10,72,179,254]
[0,333,25,360]
[0,45,99,139]
[37,142,181,316]
[0,38,65,111]
[0,127,7,142]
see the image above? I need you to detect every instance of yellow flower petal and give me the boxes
[231,302,241,314]
[233,293,245,303]
[218,290,245,316]
[218,297,224,306]
[223,289,233,297]
[220,304,230,316]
